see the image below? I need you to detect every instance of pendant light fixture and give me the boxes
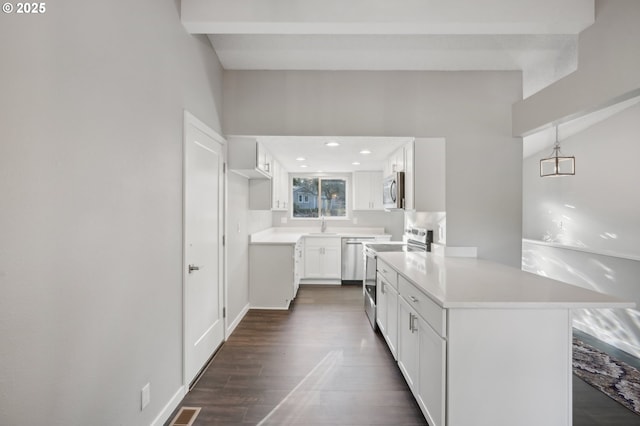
[540,126,575,177]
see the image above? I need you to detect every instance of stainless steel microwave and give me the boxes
[382,172,405,209]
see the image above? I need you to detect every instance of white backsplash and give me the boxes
[271,210,405,240]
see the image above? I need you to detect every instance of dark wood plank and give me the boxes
[166,285,426,425]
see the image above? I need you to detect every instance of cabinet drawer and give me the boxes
[377,259,398,289]
[399,275,446,338]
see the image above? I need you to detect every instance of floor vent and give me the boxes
[169,407,201,426]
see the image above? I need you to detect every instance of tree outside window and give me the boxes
[292,176,347,218]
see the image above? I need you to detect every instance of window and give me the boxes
[292,176,347,218]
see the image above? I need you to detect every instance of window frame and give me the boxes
[290,173,350,220]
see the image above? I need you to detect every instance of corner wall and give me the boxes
[513,0,640,134]
[223,70,523,266]
[0,1,223,425]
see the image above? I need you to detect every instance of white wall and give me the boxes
[513,0,640,135]
[0,1,223,425]
[223,70,523,266]
[522,103,640,358]
[226,173,251,332]
[226,172,273,332]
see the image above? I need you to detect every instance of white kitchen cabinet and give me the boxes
[271,161,289,211]
[404,138,445,212]
[384,145,406,176]
[228,136,273,179]
[398,292,446,426]
[303,237,341,279]
[256,142,272,177]
[278,164,290,211]
[353,171,383,210]
[417,314,446,426]
[398,296,420,391]
[376,272,399,359]
[249,244,296,309]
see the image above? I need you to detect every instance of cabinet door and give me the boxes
[398,297,419,391]
[386,284,399,359]
[353,172,372,210]
[280,167,289,210]
[376,275,388,334]
[303,246,323,278]
[271,160,281,209]
[322,245,342,278]
[404,141,414,210]
[353,171,383,211]
[417,316,446,426]
[370,171,383,210]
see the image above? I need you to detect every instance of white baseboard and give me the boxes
[226,302,250,338]
[299,279,341,285]
[151,385,187,426]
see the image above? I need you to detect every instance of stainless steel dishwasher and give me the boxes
[341,237,375,283]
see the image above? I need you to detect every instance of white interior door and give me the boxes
[183,111,225,386]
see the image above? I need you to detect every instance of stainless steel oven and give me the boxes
[362,227,432,330]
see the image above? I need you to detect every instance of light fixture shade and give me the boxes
[540,155,575,177]
[540,125,575,177]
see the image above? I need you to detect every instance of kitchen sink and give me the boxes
[307,232,337,235]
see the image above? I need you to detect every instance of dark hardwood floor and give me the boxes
[167,285,639,426]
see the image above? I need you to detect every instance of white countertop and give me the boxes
[377,252,634,309]
[250,227,392,245]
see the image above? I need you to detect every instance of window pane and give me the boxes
[320,179,346,217]
[292,177,319,217]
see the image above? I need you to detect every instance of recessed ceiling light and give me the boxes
[352,162,361,166]
[325,141,340,147]
[360,150,372,155]
[296,157,306,161]
[300,164,308,168]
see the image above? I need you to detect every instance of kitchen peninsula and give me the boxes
[248,227,391,309]
[375,251,634,426]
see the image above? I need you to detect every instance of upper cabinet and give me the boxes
[353,171,383,211]
[228,136,272,179]
[405,138,445,212]
[382,138,445,212]
[272,161,289,211]
[383,145,406,176]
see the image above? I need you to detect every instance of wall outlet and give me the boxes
[353,217,358,225]
[280,216,288,224]
[141,383,150,410]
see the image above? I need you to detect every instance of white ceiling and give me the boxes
[258,136,413,173]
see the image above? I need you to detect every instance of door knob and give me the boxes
[188,264,201,274]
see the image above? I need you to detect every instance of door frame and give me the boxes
[182,110,227,388]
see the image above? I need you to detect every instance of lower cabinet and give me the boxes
[303,237,341,279]
[249,244,296,309]
[377,273,399,359]
[398,296,446,426]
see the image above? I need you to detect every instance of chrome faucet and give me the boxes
[320,215,327,233]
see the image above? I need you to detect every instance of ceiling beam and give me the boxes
[182,0,594,35]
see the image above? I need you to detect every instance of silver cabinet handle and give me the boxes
[409,312,412,331]
[409,296,418,303]
[411,314,418,333]
[188,264,201,274]
[382,268,388,273]
[380,282,385,294]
